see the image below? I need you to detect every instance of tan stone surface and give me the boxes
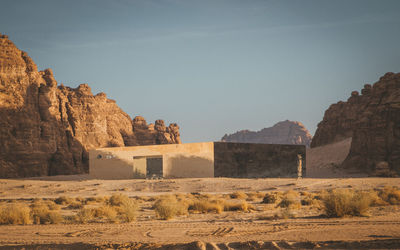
[221,120,312,147]
[89,142,214,179]
[0,34,180,178]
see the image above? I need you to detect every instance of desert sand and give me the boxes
[0,176,399,249]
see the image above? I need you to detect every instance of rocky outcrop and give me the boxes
[311,72,400,176]
[0,34,180,178]
[221,120,312,147]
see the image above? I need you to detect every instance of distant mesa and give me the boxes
[0,33,180,178]
[311,72,400,177]
[221,120,312,147]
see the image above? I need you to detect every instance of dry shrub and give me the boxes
[45,200,61,210]
[301,192,317,206]
[322,189,373,217]
[277,190,301,209]
[223,200,253,212]
[189,199,223,214]
[176,193,195,201]
[279,207,295,219]
[86,196,107,204]
[63,215,76,224]
[66,201,84,210]
[31,204,63,224]
[119,199,138,222]
[92,205,118,223]
[379,186,400,205]
[194,193,217,200]
[146,197,156,202]
[262,193,278,204]
[109,193,130,206]
[32,199,60,210]
[31,200,63,224]
[154,195,188,220]
[246,192,265,201]
[54,196,74,205]
[0,204,32,225]
[364,190,388,206]
[75,208,94,223]
[230,191,247,200]
[75,197,85,203]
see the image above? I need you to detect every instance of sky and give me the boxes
[1,0,399,143]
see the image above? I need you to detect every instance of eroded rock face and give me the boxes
[221,120,312,147]
[311,72,400,176]
[0,34,180,178]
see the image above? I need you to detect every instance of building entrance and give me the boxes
[146,157,163,178]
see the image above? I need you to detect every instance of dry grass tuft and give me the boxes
[189,199,223,214]
[32,199,60,210]
[379,186,400,205]
[301,192,317,206]
[118,199,138,222]
[154,195,188,220]
[277,190,301,209]
[223,200,253,212]
[279,207,296,219]
[45,200,61,210]
[363,190,388,206]
[246,192,265,201]
[75,208,94,224]
[0,204,32,225]
[109,193,130,206]
[54,196,75,205]
[262,193,278,204]
[66,201,84,210]
[86,196,107,205]
[91,205,118,223]
[322,189,373,217]
[230,191,247,200]
[31,204,63,224]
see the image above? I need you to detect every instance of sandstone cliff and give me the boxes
[0,34,180,178]
[311,72,400,176]
[221,120,312,147]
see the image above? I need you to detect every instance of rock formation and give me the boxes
[311,72,400,176]
[221,120,312,147]
[0,34,180,178]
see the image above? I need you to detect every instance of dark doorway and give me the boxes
[146,157,163,178]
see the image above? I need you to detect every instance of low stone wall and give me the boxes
[214,142,306,178]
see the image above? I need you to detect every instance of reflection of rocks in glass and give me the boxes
[297,154,303,178]
[221,120,312,147]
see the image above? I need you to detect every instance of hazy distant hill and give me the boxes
[221,120,312,147]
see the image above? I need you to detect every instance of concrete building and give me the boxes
[89,142,306,179]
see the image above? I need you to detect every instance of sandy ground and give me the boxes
[0,176,399,249]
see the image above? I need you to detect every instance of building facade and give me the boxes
[89,142,305,179]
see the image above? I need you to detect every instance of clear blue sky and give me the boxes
[1,0,399,142]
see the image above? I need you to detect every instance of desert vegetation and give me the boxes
[0,194,138,225]
[0,186,399,224]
